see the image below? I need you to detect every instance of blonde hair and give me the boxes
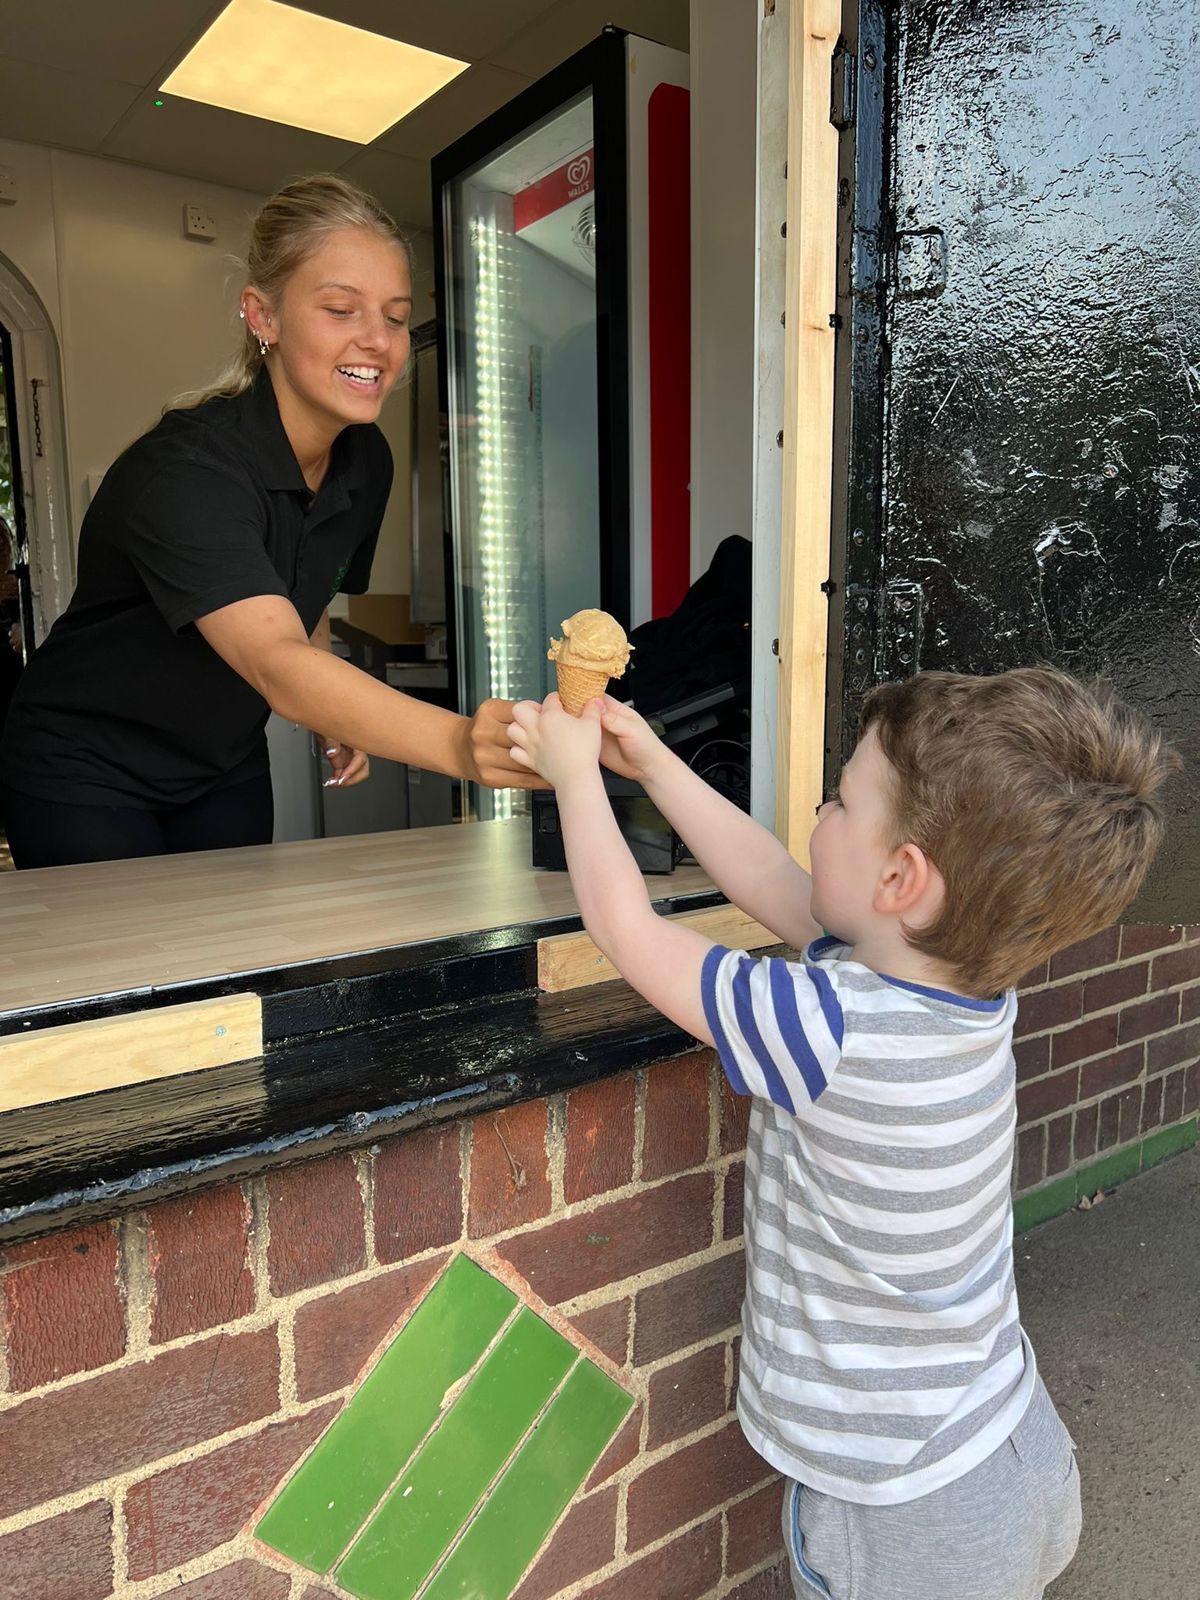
[169,174,412,412]
[860,666,1182,996]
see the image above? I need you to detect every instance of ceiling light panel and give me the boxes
[161,0,469,144]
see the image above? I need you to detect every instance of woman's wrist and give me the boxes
[452,712,481,784]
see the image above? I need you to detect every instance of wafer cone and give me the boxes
[555,661,610,716]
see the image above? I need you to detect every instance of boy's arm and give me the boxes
[629,732,821,951]
[556,765,717,1045]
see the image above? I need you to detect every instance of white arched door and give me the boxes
[0,255,74,645]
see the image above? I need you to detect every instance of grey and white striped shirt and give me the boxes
[701,936,1036,1504]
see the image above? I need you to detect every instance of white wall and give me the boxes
[0,139,426,611]
[688,0,758,576]
[0,141,266,520]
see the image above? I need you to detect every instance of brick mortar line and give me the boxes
[1016,1000,1190,1048]
[618,1403,756,1478]
[715,1547,791,1598]
[110,1477,131,1592]
[249,1175,272,1314]
[462,1151,745,1249]
[1018,1076,1196,1134]
[627,1327,741,1396]
[548,1092,567,1213]
[120,1213,153,1359]
[1018,1018,1189,1076]
[1013,1117,1197,1200]
[113,1524,298,1600]
[458,1116,472,1242]
[706,1062,721,1164]
[278,1301,298,1411]
[554,1236,747,1321]
[1024,966,1200,1017]
[633,1068,648,1182]
[356,1148,377,1273]
[543,1473,781,1600]
[711,1168,724,1251]
[0,1384,338,1543]
[1025,933,1191,987]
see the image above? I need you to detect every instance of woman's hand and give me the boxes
[320,739,370,788]
[595,696,668,785]
[509,694,604,788]
[462,699,551,790]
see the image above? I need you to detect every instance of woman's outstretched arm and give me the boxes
[197,594,541,788]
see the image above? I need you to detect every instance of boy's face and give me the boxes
[808,727,900,942]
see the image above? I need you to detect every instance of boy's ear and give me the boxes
[874,843,944,924]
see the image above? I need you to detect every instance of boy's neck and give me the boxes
[843,931,977,999]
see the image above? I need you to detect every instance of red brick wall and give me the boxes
[0,925,1195,1599]
[1013,925,1199,1194]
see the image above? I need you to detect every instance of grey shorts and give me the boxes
[784,1378,1082,1600]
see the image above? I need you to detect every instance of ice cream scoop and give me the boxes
[547,609,632,715]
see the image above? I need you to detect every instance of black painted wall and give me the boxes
[834,0,1199,922]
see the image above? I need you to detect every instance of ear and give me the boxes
[241,287,272,336]
[873,843,944,924]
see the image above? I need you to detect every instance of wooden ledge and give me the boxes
[537,906,776,993]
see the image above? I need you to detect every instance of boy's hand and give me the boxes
[595,695,667,785]
[510,694,603,787]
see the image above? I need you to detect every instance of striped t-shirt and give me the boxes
[701,936,1036,1505]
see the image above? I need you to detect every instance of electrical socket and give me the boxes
[0,168,17,205]
[183,203,217,241]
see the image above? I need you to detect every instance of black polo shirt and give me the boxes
[1,371,392,807]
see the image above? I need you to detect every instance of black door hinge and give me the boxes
[830,39,856,130]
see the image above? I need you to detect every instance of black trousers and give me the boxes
[2,772,274,869]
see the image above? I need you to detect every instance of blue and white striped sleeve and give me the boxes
[700,944,844,1113]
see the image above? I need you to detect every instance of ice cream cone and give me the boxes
[555,661,610,716]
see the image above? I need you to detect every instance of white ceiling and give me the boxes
[0,0,690,227]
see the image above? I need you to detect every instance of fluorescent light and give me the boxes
[161,0,469,144]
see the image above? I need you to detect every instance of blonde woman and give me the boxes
[1,176,534,868]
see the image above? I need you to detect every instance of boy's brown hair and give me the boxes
[860,666,1182,996]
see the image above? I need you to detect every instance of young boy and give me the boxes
[509,666,1179,1600]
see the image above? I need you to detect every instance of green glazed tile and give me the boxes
[256,1255,514,1573]
[419,1360,634,1600]
[1141,1117,1198,1171]
[336,1309,577,1600]
[1013,1171,1077,1234]
[1079,1140,1143,1199]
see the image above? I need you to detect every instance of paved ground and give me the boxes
[1018,1145,1199,1600]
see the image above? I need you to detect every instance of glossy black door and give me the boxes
[834,0,1199,921]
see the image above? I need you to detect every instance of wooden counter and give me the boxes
[0,820,727,1244]
[0,818,714,1013]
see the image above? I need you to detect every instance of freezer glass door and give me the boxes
[443,91,601,819]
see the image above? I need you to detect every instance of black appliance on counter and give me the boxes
[531,681,750,873]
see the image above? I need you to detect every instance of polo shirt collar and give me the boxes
[243,367,370,496]
[244,368,308,492]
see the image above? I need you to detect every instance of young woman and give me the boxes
[0,175,537,869]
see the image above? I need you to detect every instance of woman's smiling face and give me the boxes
[265,226,412,434]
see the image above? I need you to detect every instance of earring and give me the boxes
[258,334,270,356]
[238,307,246,321]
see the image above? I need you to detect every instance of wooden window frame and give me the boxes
[771,0,842,860]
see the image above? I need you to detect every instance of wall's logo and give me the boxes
[329,559,350,603]
[566,154,592,193]
[256,1255,631,1600]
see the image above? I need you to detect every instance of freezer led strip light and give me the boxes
[473,214,516,820]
